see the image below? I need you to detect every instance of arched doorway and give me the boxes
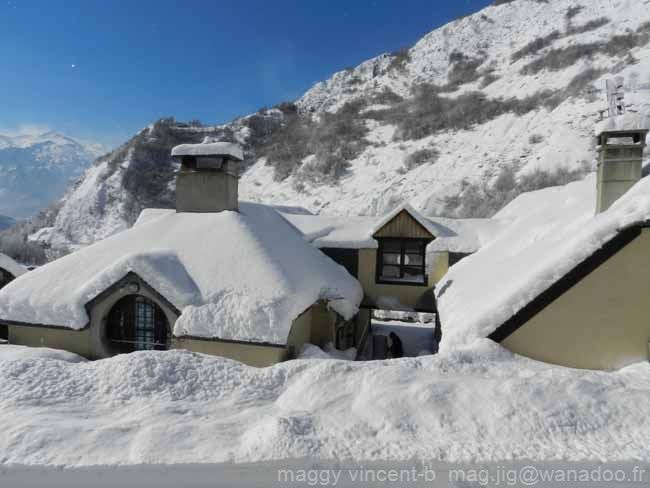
[107,295,170,353]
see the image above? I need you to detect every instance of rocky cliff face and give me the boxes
[10,0,650,258]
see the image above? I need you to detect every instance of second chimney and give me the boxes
[595,121,648,214]
[171,141,244,213]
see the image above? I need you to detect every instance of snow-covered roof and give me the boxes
[0,203,362,345]
[436,173,650,351]
[282,205,496,252]
[426,217,503,253]
[370,204,437,237]
[171,142,244,161]
[281,213,378,249]
[0,254,27,279]
[594,111,650,136]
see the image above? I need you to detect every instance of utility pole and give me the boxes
[605,76,625,117]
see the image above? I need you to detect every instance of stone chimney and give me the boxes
[171,141,244,213]
[595,118,648,214]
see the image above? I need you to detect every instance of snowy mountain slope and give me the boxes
[0,131,103,218]
[14,0,650,252]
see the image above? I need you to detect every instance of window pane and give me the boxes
[380,265,400,278]
[404,241,424,253]
[404,253,423,266]
[382,252,401,265]
[403,267,425,283]
[382,240,401,252]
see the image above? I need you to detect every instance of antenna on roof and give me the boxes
[605,76,625,117]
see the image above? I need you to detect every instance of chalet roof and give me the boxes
[282,204,497,252]
[0,203,362,345]
[171,141,244,161]
[436,173,650,352]
[0,254,27,279]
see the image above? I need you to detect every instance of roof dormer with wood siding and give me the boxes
[358,205,437,313]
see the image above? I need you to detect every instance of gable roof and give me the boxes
[282,204,496,252]
[371,204,436,238]
[0,203,362,345]
[436,172,650,351]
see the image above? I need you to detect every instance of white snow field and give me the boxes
[3,342,650,475]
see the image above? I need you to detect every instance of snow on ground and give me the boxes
[3,342,650,468]
[371,319,435,357]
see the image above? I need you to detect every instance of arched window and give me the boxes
[107,295,169,353]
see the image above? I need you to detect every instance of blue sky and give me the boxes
[1,0,492,148]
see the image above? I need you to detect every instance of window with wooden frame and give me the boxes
[376,238,428,285]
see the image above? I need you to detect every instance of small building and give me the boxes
[436,114,650,370]
[283,205,496,315]
[0,142,363,366]
[0,253,26,340]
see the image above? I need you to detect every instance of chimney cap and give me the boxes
[171,141,244,161]
[594,112,650,137]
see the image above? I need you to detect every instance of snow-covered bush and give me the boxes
[511,30,562,62]
[0,227,46,265]
[445,51,486,89]
[565,5,584,20]
[566,17,610,36]
[387,47,411,72]
[442,163,592,218]
[403,148,440,171]
[261,100,369,183]
[522,23,650,76]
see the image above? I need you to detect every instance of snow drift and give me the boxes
[2,343,650,466]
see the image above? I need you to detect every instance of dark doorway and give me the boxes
[107,295,169,353]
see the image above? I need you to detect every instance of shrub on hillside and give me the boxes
[442,163,591,218]
[0,227,47,265]
[446,52,485,89]
[565,5,584,20]
[522,24,650,76]
[511,30,562,62]
[403,148,440,171]
[259,100,369,183]
[387,47,411,72]
[566,17,610,35]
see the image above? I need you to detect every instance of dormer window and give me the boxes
[376,238,427,285]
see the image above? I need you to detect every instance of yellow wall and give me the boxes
[502,228,650,370]
[7,301,332,367]
[308,302,338,346]
[429,251,449,284]
[287,307,312,356]
[8,326,92,358]
[358,249,436,310]
[172,337,286,367]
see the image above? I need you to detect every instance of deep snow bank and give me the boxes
[1,344,650,466]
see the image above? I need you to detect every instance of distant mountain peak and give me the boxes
[0,130,103,218]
